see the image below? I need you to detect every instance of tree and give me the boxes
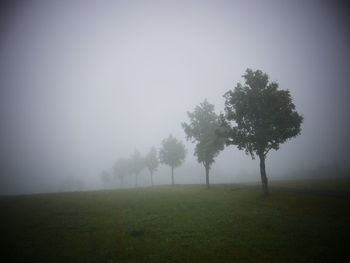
[144,147,159,186]
[159,135,186,185]
[220,69,303,195]
[130,150,144,187]
[113,158,130,188]
[182,100,225,188]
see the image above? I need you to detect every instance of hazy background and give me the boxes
[0,0,349,195]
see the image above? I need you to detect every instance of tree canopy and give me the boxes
[145,147,159,175]
[159,135,186,169]
[182,100,224,167]
[221,69,303,158]
[159,135,186,185]
[145,147,159,186]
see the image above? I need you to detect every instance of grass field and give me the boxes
[1,179,350,262]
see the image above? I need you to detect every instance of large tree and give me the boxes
[220,69,303,195]
[130,150,144,187]
[159,135,186,185]
[182,100,225,188]
[144,147,159,186]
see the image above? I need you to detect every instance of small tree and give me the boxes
[113,158,130,188]
[144,147,159,186]
[130,150,144,187]
[159,135,186,185]
[220,69,303,195]
[182,100,224,188]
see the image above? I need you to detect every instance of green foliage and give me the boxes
[220,68,303,158]
[159,135,186,169]
[144,147,159,174]
[182,99,224,168]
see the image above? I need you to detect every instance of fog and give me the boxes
[0,0,349,195]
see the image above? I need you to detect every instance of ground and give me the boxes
[1,178,350,262]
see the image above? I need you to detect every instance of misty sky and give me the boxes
[1,0,349,194]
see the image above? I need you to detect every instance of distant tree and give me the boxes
[130,150,144,187]
[99,170,111,188]
[182,100,225,188]
[220,69,303,195]
[159,135,186,185]
[144,147,159,186]
[113,158,130,188]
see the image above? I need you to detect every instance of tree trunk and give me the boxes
[205,165,210,188]
[259,153,268,195]
[150,171,153,186]
[171,167,174,185]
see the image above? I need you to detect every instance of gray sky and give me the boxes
[1,0,349,194]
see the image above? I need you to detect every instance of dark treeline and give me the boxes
[100,69,303,195]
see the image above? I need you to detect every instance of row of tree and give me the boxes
[101,69,303,195]
[183,69,303,195]
[100,135,186,189]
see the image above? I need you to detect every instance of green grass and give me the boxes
[1,182,350,262]
[269,176,350,192]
